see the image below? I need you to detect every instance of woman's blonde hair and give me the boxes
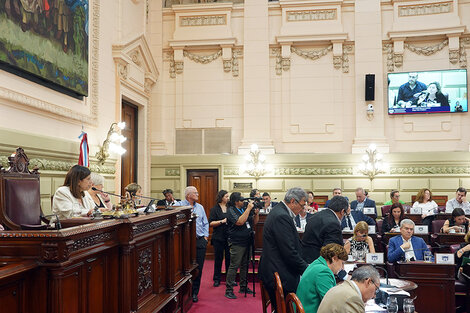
[415,188,432,203]
[353,221,369,240]
[320,243,348,263]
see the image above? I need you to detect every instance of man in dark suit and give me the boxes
[156,189,179,207]
[302,196,348,263]
[258,187,309,312]
[341,205,375,230]
[350,187,377,217]
[324,187,342,208]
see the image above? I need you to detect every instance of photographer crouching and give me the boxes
[224,192,259,299]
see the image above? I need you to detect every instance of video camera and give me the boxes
[242,196,265,210]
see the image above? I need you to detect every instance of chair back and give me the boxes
[286,293,305,313]
[432,219,446,234]
[0,148,43,230]
[274,272,286,313]
[381,205,392,217]
[260,280,271,313]
[376,219,383,233]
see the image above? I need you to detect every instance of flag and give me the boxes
[78,132,89,167]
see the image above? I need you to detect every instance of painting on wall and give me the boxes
[0,0,89,97]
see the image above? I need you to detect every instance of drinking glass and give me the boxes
[403,298,415,313]
[424,250,432,263]
[387,296,398,313]
[351,250,358,261]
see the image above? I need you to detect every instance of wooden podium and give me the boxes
[393,261,455,313]
[0,207,196,313]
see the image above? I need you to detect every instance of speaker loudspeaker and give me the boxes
[365,74,375,101]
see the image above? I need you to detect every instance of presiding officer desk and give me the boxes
[392,261,455,313]
[0,206,197,313]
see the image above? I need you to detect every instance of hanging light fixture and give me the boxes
[358,144,385,180]
[240,144,271,180]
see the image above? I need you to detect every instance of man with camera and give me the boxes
[225,192,259,299]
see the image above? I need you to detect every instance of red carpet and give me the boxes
[188,259,263,313]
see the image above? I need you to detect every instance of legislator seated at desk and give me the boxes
[344,222,376,261]
[52,165,95,219]
[341,206,375,231]
[296,243,347,313]
[350,187,377,217]
[156,188,180,207]
[388,219,432,263]
[317,265,380,313]
[441,208,470,234]
[381,203,405,234]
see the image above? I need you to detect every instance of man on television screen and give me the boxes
[397,72,427,107]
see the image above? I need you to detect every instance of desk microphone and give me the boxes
[91,187,126,199]
[374,265,390,286]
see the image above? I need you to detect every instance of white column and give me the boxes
[239,0,274,154]
[351,0,389,153]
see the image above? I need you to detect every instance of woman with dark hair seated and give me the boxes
[442,208,470,233]
[382,203,404,233]
[209,190,231,287]
[296,243,348,313]
[413,82,449,108]
[52,165,94,219]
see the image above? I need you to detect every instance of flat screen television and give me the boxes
[388,69,467,115]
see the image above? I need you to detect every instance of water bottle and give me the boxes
[403,298,415,313]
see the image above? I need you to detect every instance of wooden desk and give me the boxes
[393,261,455,313]
[404,213,423,224]
[0,207,196,313]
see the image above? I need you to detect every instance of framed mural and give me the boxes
[0,0,89,97]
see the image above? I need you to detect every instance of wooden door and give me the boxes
[187,170,219,259]
[121,101,138,195]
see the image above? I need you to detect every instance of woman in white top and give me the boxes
[86,173,112,211]
[52,165,95,219]
[413,188,438,229]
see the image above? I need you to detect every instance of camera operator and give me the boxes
[225,192,259,299]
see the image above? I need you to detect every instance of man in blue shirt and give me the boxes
[176,186,209,303]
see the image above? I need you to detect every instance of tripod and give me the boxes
[243,232,256,297]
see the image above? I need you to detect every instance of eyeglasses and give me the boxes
[356,234,368,238]
[294,199,306,207]
[371,279,380,292]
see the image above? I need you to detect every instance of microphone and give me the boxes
[91,187,126,199]
[374,265,389,286]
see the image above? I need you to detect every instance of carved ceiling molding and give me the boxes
[286,9,337,22]
[383,38,454,72]
[180,15,227,27]
[165,168,180,176]
[0,155,116,174]
[166,47,242,78]
[404,39,448,56]
[274,167,354,176]
[459,37,470,68]
[112,35,159,97]
[271,44,353,75]
[398,1,452,17]
[0,0,100,125]
[390,166,470,175]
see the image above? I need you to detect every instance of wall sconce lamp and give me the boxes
[240,144,271,180]
[358,143,385,181]
[96,122,127,165]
